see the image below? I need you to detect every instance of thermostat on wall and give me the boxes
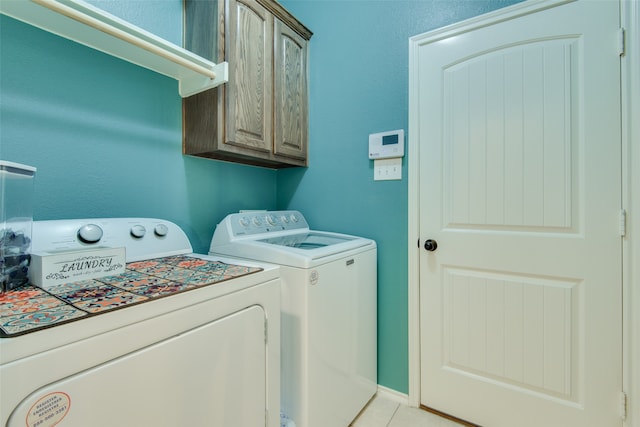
[368,129,404,159]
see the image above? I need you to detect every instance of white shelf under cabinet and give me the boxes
[0,0,228,97]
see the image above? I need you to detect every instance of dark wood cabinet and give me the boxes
[183,0,312,168]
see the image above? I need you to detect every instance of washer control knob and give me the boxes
[252,217,263,226]
[130,225,146,238]
[154,224,169,237]
[239,217,250,227]
[78,224,103,244]
[266,214,277,226]
[290,214,299,223]
[280,215,290,224]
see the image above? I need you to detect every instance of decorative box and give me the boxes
[29,247,126,288]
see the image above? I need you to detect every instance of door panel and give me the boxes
[227,0,273,152]
[444,39,576,231]
[274,19,308,160]
[413,1,622,426]
[443,267,578,399]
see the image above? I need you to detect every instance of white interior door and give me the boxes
[412,1,622,426]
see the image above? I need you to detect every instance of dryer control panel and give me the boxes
[31,218,192,262]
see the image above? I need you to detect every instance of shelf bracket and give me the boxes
[180,61,229,97]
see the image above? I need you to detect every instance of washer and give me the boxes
[0,218,280,427]
[209,210,377,427]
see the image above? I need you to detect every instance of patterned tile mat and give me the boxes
[0,256,262,337]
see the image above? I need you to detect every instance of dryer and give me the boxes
[0,218,280,427]
[209,210,377,427]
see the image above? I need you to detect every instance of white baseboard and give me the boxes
[376,385,410,406]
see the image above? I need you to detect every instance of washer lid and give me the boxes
[211,230,375,268]
[257,232,356,250]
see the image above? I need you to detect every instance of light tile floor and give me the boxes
[350,393,464,427]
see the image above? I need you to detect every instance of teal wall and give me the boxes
[277,0,523,394]
[1,0,521,396]
[0,15,277,253]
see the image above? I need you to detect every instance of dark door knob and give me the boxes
[424,239,438,252]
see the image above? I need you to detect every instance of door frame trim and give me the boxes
[407,3,638,426]
[622,1,639,425]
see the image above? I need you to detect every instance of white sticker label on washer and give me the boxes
[309,269,319,286]
[26,392,70,427]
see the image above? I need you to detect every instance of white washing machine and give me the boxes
[0,218,280,427]
[209,210,377,427]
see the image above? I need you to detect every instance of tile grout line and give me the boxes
[385,403,401,427]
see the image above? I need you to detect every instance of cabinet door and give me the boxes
[273,19,308,162]
[226,0,273,153]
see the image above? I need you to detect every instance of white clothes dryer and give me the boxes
[0,218,280,427]
[209,210,377,427]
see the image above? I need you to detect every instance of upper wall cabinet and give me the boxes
[183,0,312,168]
[0,0,228,97]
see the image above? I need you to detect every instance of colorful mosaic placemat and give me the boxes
[0,256,262,337]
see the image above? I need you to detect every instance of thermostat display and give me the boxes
[369,129,404,159]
